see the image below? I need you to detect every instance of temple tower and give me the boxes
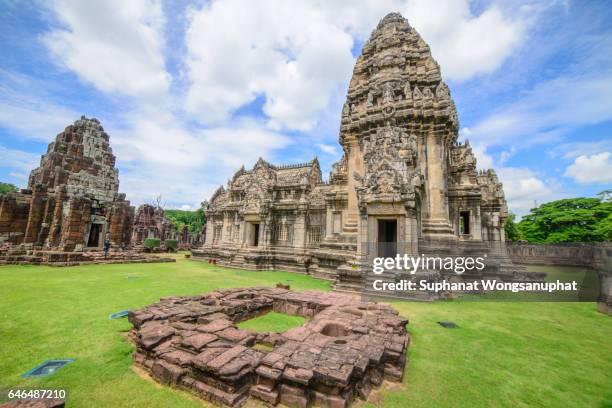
[0,116,134,250]
[339,12,457,251]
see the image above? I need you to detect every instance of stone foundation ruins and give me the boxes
[193,12,525,292]
[128,287,409,407]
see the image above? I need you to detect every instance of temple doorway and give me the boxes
[250,223,260,247]
[459,211,470,235]
[377,219,397,257]
[87,223,102,247]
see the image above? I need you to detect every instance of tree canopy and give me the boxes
[165,208,206,234]
[509,195,611,243]
[0,182,19,195]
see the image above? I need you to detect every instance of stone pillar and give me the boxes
[293,209,306,248]
[204,219,214,246]
[345,136,363,224]
[426,130,446,220]
[422,126,453,237]
[325,204,333,239]
[46,188,66,248]
[24,185,46,244]
[473,206,482,241]
[404,212,419,255]
[220,212,228,243]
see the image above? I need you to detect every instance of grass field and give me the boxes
[236,311,307,333]
[0,255,610,407]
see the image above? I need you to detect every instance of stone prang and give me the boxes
[0,116,133,251]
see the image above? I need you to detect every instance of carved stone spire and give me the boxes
[340,12,458,148]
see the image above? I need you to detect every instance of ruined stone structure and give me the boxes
[178,224,204,249]
[0,117,134,258]
[131,204,177,247]
[129,287,409,407]
[194,13,519,291]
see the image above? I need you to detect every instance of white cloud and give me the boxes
[316,144,338,155]
[25,0,538,208]
[0,145,40,172]
[184,0,354,130]
[111,113,291,169]
[105,111,292,208]
[399,1,528,81]
[549,140,612,159]
[0,71,79,141]
[184,0,528,130]
[564,152,612,184]
[468,72,612,148]
[0,98,77,142]
[497,167,560,216]
[43,0,170,99]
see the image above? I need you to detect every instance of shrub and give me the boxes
[164,239,178,252]
[143,238,161,252]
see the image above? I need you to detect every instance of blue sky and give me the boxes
[0,0,611,216]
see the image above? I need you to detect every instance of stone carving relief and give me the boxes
[357,126,422,206]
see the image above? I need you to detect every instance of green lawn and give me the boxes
[237,311,307,333]
[0,257,610,407]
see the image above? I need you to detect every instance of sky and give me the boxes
[0,0,611,216]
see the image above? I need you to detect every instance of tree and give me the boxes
[164,207,207,234]
[504,213,520,242]
[0,182,19,195]
[516,197,611,243]
[151,194,166,209]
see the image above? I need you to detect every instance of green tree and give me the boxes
[516,197,611,243]
[0,182,19,195]
[164,204,207,234]
[504,213,520,242]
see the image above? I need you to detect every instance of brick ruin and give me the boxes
[132,204,177,247]
[0,117,162,265]
[193,12,529,293]
[132,204,205,250]
[128,287,409,407]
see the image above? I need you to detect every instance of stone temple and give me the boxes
[193,13,518,291]
[132,204,178,247]
[0,117,133,253]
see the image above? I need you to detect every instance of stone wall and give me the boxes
[507,242,612,315]
[506,242,611,268]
